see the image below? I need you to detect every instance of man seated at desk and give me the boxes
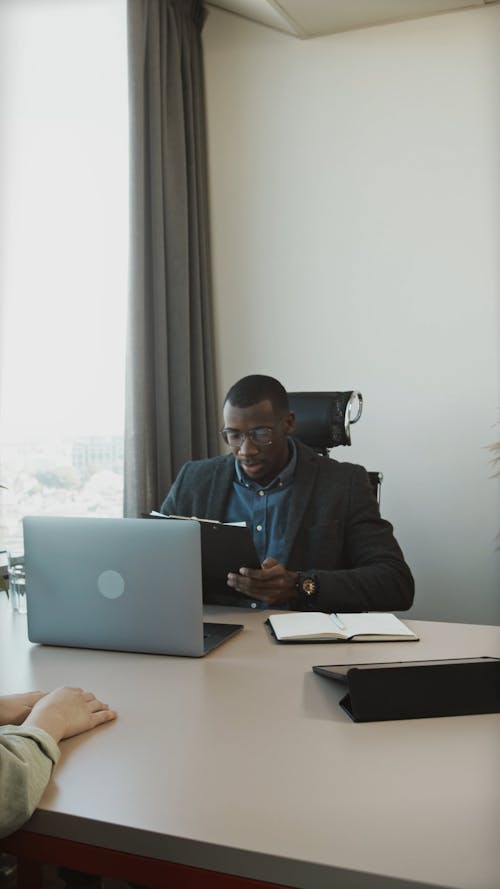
[161,374,414,613]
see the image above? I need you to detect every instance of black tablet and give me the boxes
[313,656,500,682]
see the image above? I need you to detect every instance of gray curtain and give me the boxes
[124,0,218,517]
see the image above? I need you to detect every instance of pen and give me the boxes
[330,613,346,630]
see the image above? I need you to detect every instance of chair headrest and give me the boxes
[288,391,363,449]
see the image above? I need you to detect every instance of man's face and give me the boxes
[222,399,295,486]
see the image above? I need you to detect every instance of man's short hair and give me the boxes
[224,375,290,415]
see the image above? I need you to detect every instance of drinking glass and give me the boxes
[7,551,27,614]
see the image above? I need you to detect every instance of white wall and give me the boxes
[203,5,500,625]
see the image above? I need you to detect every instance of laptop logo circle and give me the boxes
[97,569,125,600]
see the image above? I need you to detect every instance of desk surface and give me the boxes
[1,596,499,889]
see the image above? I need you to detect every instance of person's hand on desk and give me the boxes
[227,557,297,606]
[23,687,117,744]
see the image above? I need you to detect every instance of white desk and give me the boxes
[1,596,499,889]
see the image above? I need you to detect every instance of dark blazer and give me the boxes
[161,439,414,613]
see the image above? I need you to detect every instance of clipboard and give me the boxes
[313,656,500,722]
[197,520,260,581]
[144,514,260,591]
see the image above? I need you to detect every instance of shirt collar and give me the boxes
[234,437,297,491]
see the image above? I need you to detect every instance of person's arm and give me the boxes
[227,466,414,612]
[0,692,46,726]
[160,456,232,522]
[0,725,60,838]
[0,687,116,839]
[305,467,415,612]
[160,462,190,516]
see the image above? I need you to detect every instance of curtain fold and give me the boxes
[124,0,218,517]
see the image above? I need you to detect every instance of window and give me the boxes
[0,0,129,549]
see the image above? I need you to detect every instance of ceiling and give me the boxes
[207,0,497,38]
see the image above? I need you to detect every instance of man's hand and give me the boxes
[227,557,297,606]
[0,691,46,726]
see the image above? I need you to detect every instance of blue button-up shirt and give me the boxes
[224,439,297,566]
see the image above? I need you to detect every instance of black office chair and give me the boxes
[287,391,383,503]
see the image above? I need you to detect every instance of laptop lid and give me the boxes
[23,516,242,657]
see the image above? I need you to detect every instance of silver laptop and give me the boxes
[23,516,243,656]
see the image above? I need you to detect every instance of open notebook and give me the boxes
[267,611,418,643]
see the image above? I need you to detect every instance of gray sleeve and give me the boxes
[160,462,191,516]
[0,726,60,839]
[306,466,414,612]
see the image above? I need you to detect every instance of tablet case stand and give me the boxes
[316,659,500,722]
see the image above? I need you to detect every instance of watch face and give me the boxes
[303,577,316,597]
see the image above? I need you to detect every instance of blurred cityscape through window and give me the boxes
[0,0,128,550]
[1,436,124,550]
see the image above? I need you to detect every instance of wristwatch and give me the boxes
[295,572,319,606]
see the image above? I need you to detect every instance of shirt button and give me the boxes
[258,490,265,497]
[256,524,262,532]
[251,602,257,609]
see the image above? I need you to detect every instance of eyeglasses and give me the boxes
[221,426,274,448]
